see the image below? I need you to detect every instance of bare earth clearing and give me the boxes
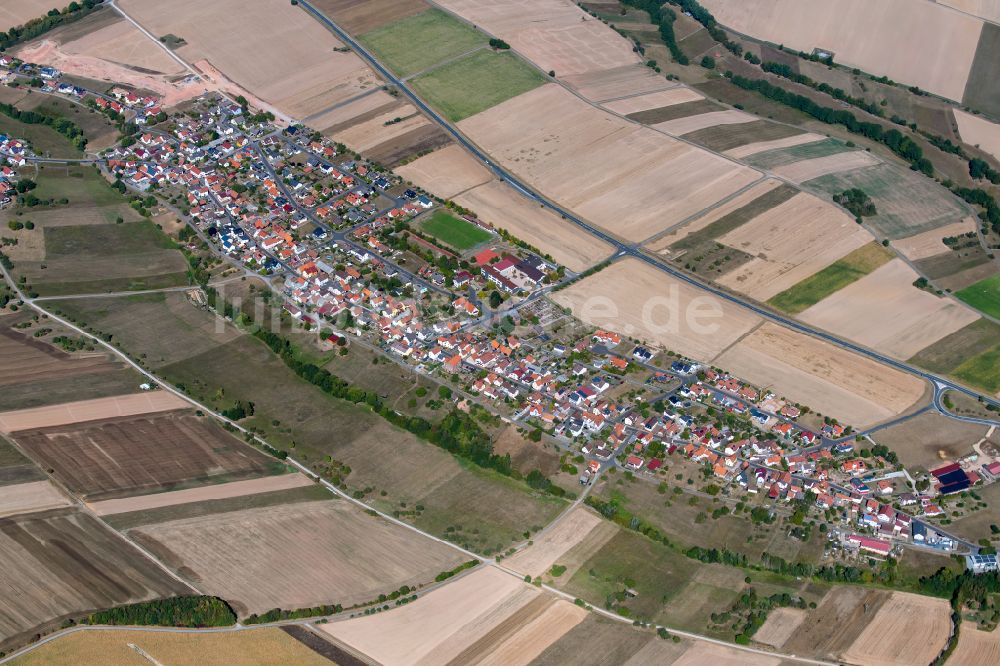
[840,592,951,666]
[504,506,605,577]
[0,392,188,433]
[0,480,71,518]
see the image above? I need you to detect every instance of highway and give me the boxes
[295,0,1000,421]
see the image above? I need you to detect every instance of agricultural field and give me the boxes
[743,138,858,170]
[657,110,757,137]
[683,120,806,153]
[459,84,759,243]
[0,0,56,32]
[962,22,1000,117]
[411,49,546,122]
[955,108,1000,162]
[725,132,828,160]
[309,0,430,34]
[956,273,1000,320]
[324,566,586,666]
[0,391,190,433]
[10,411,285,501]
[839,592,951,666]
[773,150,881,183]
[0,508,187,651]
[130,499,466,616]
[910,314,1000,395]
[358,8,483,78]
[870,411,990,470]
[768,242,893,314]
[950,625,1000,666]
[503,506,607,578]
[602,87,706,117]
[396,143,492,198]
[894,218,979,262]
[0,436,45,488]
[420,210,492,250]
[0,480,71,518]
[10,627,336,666]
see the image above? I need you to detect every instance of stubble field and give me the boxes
[0,391,189,433]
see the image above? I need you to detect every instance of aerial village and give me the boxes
[3,55,998,575]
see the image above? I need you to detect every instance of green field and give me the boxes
[0,114,82,158]
[954,344,1000,393]
[411,50,546,122]
[768,242,894,314]
[359,8,484,78]
[421,210,491,250]
[955,273,1000,320]
[745,138,856,170]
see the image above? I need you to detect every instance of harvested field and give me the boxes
[470,599,586,666]
[626,99,723,125]
[310,89,399,134]
[951,626,1000,666]
[0,319,122,390]
[771,150,881,182]
[335,104,431,152]
[940,0,1000,22]
[55,12,184,75]
[562,64,673,102]
[459,84,760,242]
[701,0,983,102]
[118,0,382,119]
[396,144,492,198]
[435,0,640,77]
[504,506,605,577]
[908,318,1000,374]
[715,323,926,427]
[752,607,807,648]
[531,614,662,666]
[0,508,186,650]
[551,258,762,362]
[363,123,452,167]
[309,0,430,34]
[133,499,464,617]
[841,592,951,666]
[955,109,1000,162]
[359,8,483,78]
[602,87,705,115]
[0,0,55,32]
[743,138,856,170]
[12,411,282,501]
[893,218,979,261]
[963,23,1000,117]
[715,192,873,301]
[806,164,971,239]
[683,119,803,152]
[799,259,980,359]
[781,587,892,661]
[88,473,314,516]
[767,242,894,314]
[0,391,188,433]
[0,481,71,518]
[725,132,826,159]
[455,180,613,271]
[871,411,988,470]
[10,626,336,666]
[673,642,780,666]
[655,110,757,136]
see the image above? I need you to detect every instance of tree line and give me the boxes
[87,596,236,627]
[0,102,87,151]
[0,1,103,51]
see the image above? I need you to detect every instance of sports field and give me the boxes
[359,8,484,77]
[956,273,1000,319]
[768,243,894,314]
[421,210,491,250]
[411,50,546,122]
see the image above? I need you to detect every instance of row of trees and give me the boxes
[0,1,103,51]
[0,102,87,151]
[621,1,687,65]
[87,596,236,627]
[759,61,884,117]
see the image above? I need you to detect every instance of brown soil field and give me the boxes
[54,13,184,75]
[458,84,760,242]
[310,90,401,133]
[436,0,640,77]
[950,625,1000,666]
[624,99,723,126]
[12,411,280,501]
[132,499,466,616]
[118,0,383,119]
[684,119,804,153]
[531,614,680,666]
[655,110,757,136]
[365,123,452,167]
[504,506,605,578]
[472,598,586,666]
[955,108,1000,162]
[454,180,613,271]
[780,587,892,661]
[798,259,980,360]
[0,480,71,518]
[940,0,1000,22]
[324,566,550,665]
[336,104,432,153]
[893,217,979,261]
[672,641,781,666]
[551,258,763,362]
[0,391,188,433]
[0,507,187,650]
[715,322,927,427]
[563,65,675,102]
[396,144,492,198]
[0,320,121,389]
[0,0,59,32]
[88,473,314,516]
[841,592,951,666]
[701,0,984,102]
[602,87,705,115]
[751,607,807,649]
[310,0,430,34]
[10,626,336,666]
[870,411,988,470]
[771,150,881,182]
[724,133,827,159]
[716,192,873,300]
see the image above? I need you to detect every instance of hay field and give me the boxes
[435,0,639,77]
[799,259,980,359]
[0,0,58,32]
[0,392,188,433]
[725,133,826,160]
[771,150,881,182]
[0,508,186,649]
[552,258,762,362]
[955,108,1000,161]
[118,0,382,119]
[455,181,613,271]
[56,13,184,75]
[656,110,756,136]
[715,192,873,301]
[132,499,465,616]
[396,144,492,198]
[563,65,675,102]
[715,323,926,427]
[503,507,604,578]
[459,85,760,242]
[12,412,281,501]
[0,481,71,518]
[752,607,807,649]
[700,0,983,102]
[894,218,979,261]
[602,87,704,115]
[841,592,951,666]
[88,473,314,516]
[10,627,335,666]
[951,625,1000,666]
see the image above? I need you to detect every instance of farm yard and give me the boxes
[420,210,492,250]
[130,499,466,617]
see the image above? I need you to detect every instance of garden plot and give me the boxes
[458,84,760,242]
